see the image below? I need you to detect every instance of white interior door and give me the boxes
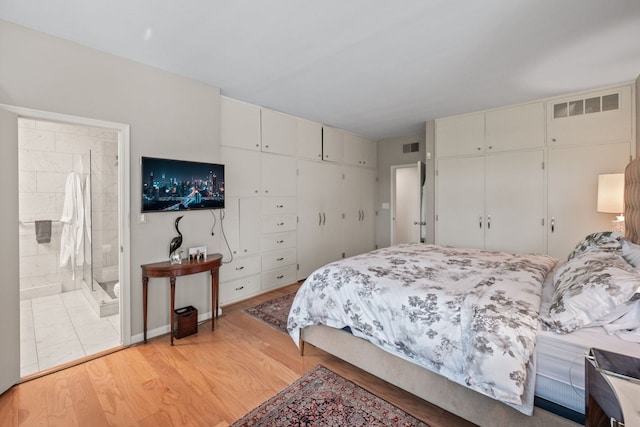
[0,108,20,394]
[392,163,422,245]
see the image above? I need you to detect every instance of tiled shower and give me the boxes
[18,117,121,375]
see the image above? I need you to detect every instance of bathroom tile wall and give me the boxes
[18,118,118,298]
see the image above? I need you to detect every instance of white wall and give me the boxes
[0,19,222,339]
[375,133,426,248]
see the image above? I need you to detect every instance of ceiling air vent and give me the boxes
[402,142,420,153]
[553,93,619,119]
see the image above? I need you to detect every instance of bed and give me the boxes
[287,158,640,427]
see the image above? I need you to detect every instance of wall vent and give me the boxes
[402,142,420,153]
[553,93,619,119]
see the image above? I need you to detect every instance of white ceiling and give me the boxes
[2,0,640,139]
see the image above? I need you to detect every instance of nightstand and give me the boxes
[585,348,640,427]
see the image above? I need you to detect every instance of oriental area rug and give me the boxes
[230,365,430,427]
[244,291,296,334]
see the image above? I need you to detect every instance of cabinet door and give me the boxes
[223,197,240,255]
[343,166,377,257]
[297,160,344,279]
[221,97,261,151]
[436,156,485,249]
[261,108,297,156]
[221,146,261,197]
[484,150,545,254]
[435,113,485,157]
[547,86,632,147]
[297,118,323,160]
[344,134,377,167]
[238,198,261,255]
[485,102,544,152]
[261,153,297,196]
[322,126,344,163]
[548,142,631,259]
[358,168,377,255]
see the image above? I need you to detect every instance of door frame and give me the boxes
[390,162,425,245]
[1,103,132,350]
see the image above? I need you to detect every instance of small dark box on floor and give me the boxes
[174,306,198,339]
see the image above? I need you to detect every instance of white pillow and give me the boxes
[543,250,640,333]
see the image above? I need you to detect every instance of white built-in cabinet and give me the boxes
[322,126,344,162]
[297,160,344,280]
[547,142,632,259]
[436,151,545,254]
[436,84,635,260]
[342,166,377,257]
[297,118,323,160]
[343,132,378,167]
[436,101,546,254]
[220,96,377,303]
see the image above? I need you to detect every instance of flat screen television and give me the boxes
[141,156,225,212]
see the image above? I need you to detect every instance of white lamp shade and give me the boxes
[597,173,624,214]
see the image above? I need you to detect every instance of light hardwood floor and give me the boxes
[0,283,476,427]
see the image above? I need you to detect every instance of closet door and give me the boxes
[342,166,376,257]
[436,156,485,249]
[0,108,19,394]
[485,150,545,254]
[297,160,343,279]
[548,142,631,260]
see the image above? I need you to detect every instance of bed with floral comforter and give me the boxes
[288,243,557,414]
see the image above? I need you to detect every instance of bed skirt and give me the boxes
[301,325,579,427]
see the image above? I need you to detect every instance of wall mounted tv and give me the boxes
[141,156,225,212]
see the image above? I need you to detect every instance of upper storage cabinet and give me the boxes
[436,103,545,158]
[436,112,484,157]
[221,96,261,151]
[547,85,632,147]
[322,126,344,163]
[485,102,544,151]
[221,97,297,156]
[261,108,297,156]
[297,118,323,160]
[343,132,377,167]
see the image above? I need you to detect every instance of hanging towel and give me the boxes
[35,220,52,243]
[60,172,84,276]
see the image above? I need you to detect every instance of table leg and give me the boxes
[143,276,149,343]
[170,276,176,346]
[211,268,219,331]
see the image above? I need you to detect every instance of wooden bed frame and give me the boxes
[299,158,640,427]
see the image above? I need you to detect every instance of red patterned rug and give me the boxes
[244,291,296,334]
[231,365,430,426]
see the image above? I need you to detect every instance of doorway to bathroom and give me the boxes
[15,111,130,378]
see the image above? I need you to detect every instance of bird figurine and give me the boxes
[169,215,184,262]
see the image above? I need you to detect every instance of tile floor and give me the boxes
[20,290,120,377]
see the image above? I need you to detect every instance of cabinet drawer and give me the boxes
[262,248,297,271]
[262,214,297,234]
[261,265,297,290]
[262,197,296,215]
[220,255,261,282]
[220,275,261,305]
[261,231,296,252]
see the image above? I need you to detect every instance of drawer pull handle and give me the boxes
[276,205,284,208]
[277,275,284,279]
[277,222,285,226]
[276,257,284,261]
[235,286,244,291]
[235,266,244,270]
[277,240,284,244]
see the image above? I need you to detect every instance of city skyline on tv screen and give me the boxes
[141,157,224,212]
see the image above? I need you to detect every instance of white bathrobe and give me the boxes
[60,172,84,274]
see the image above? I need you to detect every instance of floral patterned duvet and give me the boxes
[288,243,557,414]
